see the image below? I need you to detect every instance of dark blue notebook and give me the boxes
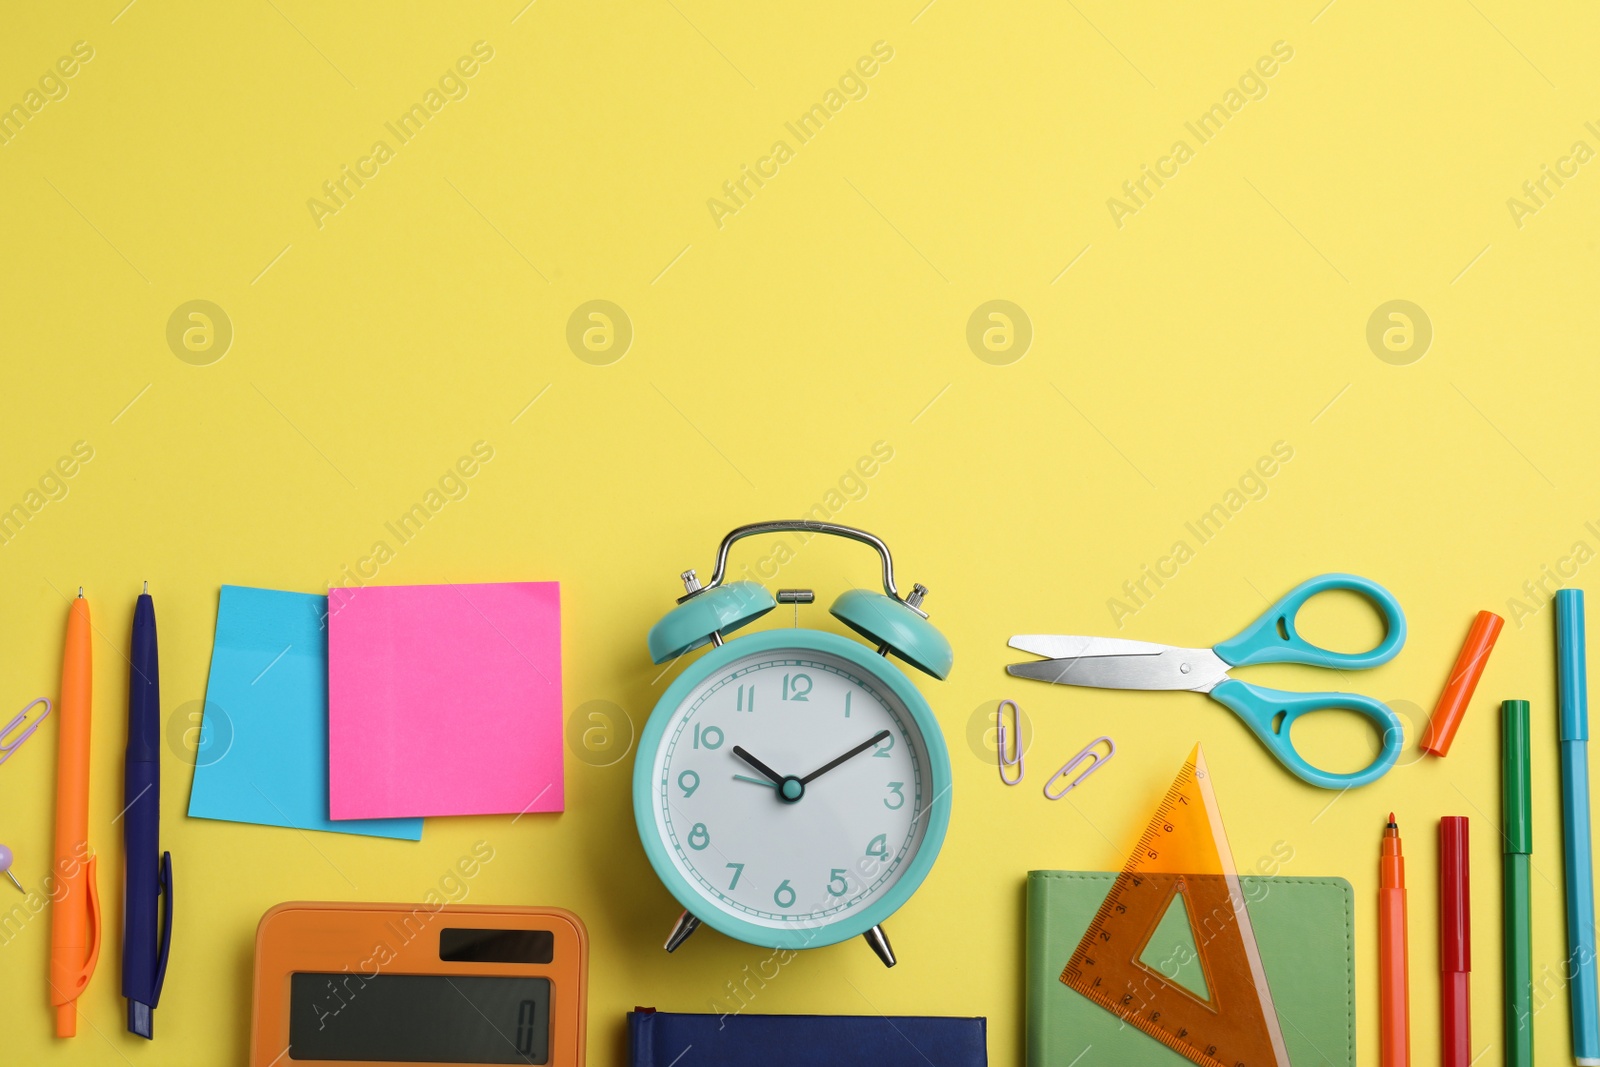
[629,1010,987,1066]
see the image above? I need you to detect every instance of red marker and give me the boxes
[1439,816,1471,1067]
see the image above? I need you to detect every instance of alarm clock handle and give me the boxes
[698,521,906,601]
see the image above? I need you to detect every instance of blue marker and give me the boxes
[123,583,173,1039]
[1557,589,1600,1066]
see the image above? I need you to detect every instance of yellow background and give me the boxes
[2,0,1597,1063]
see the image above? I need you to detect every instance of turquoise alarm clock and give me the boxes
[634,521,953,967]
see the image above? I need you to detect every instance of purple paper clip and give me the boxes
[0,698,51,767]
[1044,735,1115,800]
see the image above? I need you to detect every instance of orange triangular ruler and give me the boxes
[1060,744,1289,1067]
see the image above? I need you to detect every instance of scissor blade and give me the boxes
[1007,647,1230,691]
[1007,634,1175,660]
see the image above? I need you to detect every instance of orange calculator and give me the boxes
[250,902,588,1066]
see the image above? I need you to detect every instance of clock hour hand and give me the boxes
[799,730,892,785]
[731,745,784,785]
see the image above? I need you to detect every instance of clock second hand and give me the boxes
[732,774,776,789]
[731,746,804,801]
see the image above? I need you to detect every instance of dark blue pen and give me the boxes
[123,582,173,1039]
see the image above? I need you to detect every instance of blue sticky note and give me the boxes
[188,585,422,841]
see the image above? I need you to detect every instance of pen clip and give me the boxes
[47,855,102,1012]
[151,852,173,1006]
[77,854,103,990]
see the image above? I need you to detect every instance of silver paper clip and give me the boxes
[0,698,52,768]
[996,699,1024,785]
[1044,735,1115,800]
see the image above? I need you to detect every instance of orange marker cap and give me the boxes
[1421,610,1504,757]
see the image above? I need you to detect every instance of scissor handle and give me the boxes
[1210,679,1403,789]
[1214,573,1406,669]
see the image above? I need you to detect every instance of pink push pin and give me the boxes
[0,843,22,893]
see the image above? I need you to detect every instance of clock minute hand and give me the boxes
[799,730,892,785]
[731,745,785,785]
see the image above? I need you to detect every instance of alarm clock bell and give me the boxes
[647,522,952,679]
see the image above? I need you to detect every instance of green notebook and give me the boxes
[1026,872,1355,1067]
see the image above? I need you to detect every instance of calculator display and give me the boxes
[288,973,550,1064]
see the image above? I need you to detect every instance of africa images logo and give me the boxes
[1105,41,1294,229]
[705,41,895,230]
[306,42,495,230]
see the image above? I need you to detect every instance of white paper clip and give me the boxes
[0,698,51,768]
[996,699,1024,785]
[1044,735,1115,800]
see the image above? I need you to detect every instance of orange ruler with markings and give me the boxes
[1060,744,1289,1067]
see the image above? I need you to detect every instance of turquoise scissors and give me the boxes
[1006,573,1407,789]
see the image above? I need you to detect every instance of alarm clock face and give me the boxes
[636,631,951,948]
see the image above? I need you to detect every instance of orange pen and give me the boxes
[1379,813,1410,1066]
[49,590,101,1038]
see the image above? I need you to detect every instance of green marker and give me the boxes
[1502,699,1533,1067]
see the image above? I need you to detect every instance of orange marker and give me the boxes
[1379,813,1410,1066]
[49,590,101,1038]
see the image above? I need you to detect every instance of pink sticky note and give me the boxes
[328,582,563,819]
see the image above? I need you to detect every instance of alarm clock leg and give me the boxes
[863,924,897,968]
[663,910,701,953]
